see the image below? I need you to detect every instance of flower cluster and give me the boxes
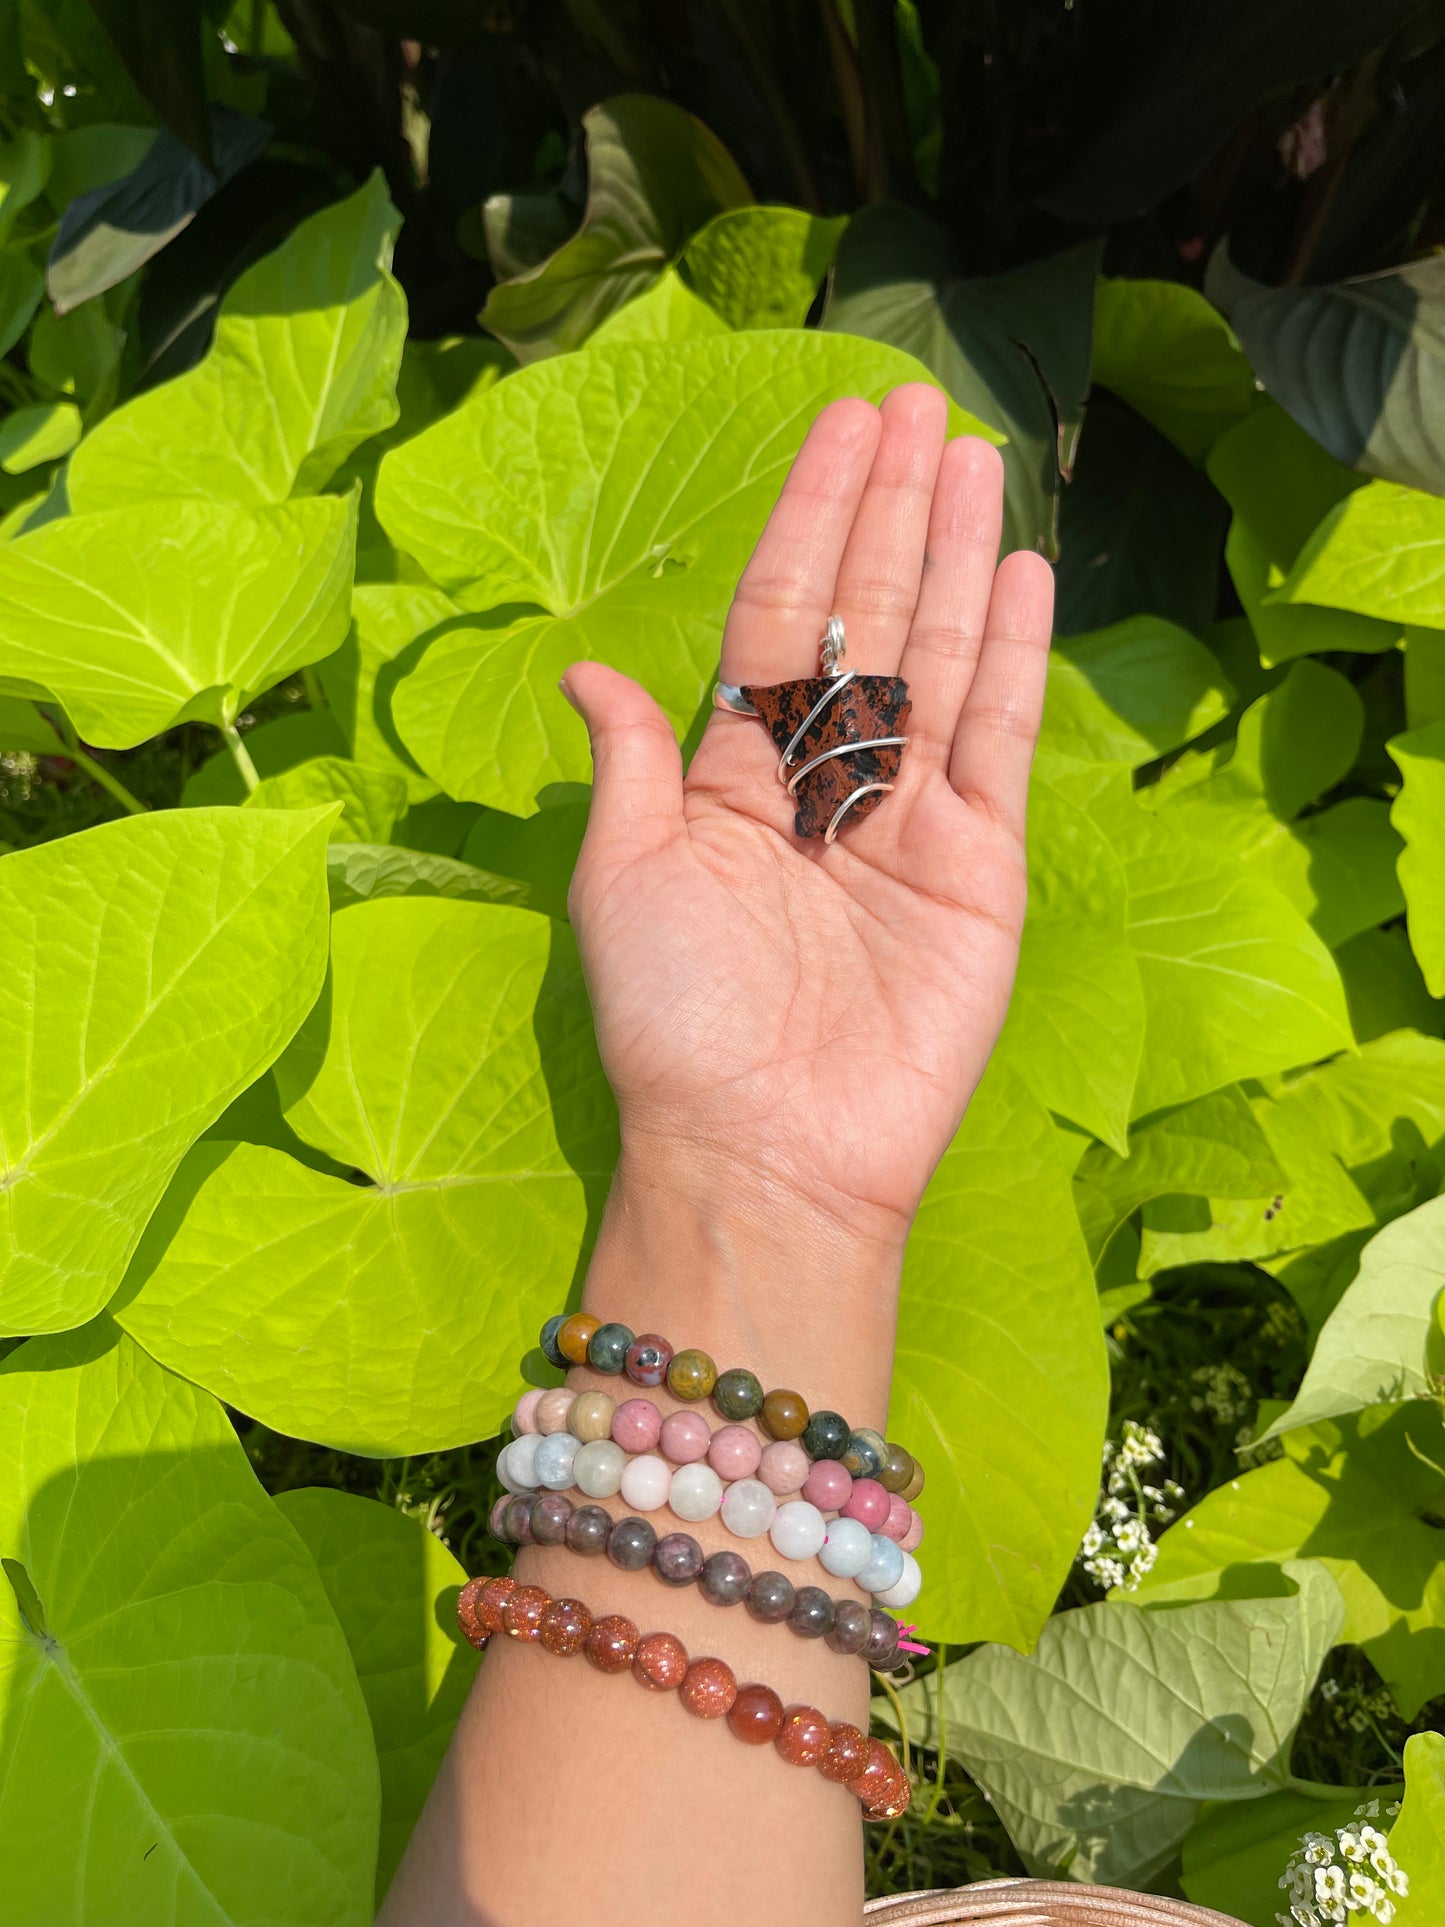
[1189,1361,1254,1427]
[1077,1420,1185,1593]
[1276,1803,1408,1926]
[1318,1675,1398,1738]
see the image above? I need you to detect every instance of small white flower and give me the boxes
[1338,1828,1367,1863]
[1302,1833,1335,1866]
[1358,1826,1388,1856]
[1081,1522,1104,1556]
[1347,1870,1380,1910]
[1315,1866,1346,1905]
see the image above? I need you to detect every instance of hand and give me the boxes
[563,385,1054,1268]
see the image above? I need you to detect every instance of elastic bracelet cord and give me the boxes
[457,1574,912,1822]
[490,1494,912,1669]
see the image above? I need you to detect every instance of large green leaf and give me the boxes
[68,175,405,509]
[886,1566,1343,1887]
[480,96,751,361]
[325,842,526,914]
[0,1324,378,1925]
[1182,1786,1389,1927]
[1079,771,1352,1117]
[1391,1731,1445,1926]
[1039,616,1234,771]
[273,1488,479,1906]
[378,329,996,814]
[462,799,590,923]
[825,205,1097,554]
[0,808,331,1336]
[119,899,616,1454]
[318,583,457,802]
[1073,1086,1285,1265]
[588,268,729,345]
[679,205,846,330]
[246,757,409,846]
[1137,1405,1445,1719]
[1335,927,1445,1044]
[1275,481,1445,629]
[1262,1193,1445,1439]
[1055,391,1227,636]
[1211,248,1445,496]
[1389,722,1445,996]
[84,0,211,165]
[1000,775,1143,1152]
[1090,276,1255,463]
[890,1058,1108,1648]
[0,492,357,746]
[0,400,81,473]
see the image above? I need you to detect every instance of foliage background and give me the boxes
[1,2,1445,1922]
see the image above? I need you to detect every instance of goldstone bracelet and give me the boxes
[457,1573,912,1821]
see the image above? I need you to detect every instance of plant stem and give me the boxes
[301,664,328,711]
[53,715,148,815]
[923,1642,949,1822]
[221,724,261,794]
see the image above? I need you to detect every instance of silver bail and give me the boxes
[821,614,846,678]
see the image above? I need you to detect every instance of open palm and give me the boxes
[563,385,1054,1243]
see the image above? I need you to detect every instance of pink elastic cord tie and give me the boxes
[896,1625,930,1656]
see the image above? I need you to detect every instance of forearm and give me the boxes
[379,1156,908,1927]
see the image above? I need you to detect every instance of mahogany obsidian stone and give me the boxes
[740,674,911,840]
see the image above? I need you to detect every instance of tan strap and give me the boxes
[862,1879,1247,1925]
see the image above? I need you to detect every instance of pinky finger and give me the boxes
[947,550,1054,839]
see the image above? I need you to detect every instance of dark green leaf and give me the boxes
[83,0,212,167]
[1183,1786,1388,1927]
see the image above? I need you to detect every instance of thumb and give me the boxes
[561,660,684,864]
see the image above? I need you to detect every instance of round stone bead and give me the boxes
[557,1312,600,1366]
[745,1569,795,1625]
[566,1503,612,1557]
[775,1704,830,1768]
[584,1613,639,1674]
[611,1397,662,1454]
[842,1427,887,1480]
[503,1584,551,1641]
[668,1461,724,1524]
[801,1408,849,1461]
[534,1386,574,1435]
[825,1596,872,1657]
[787,1585,834,1640]
[803,1460,853,1512]
[587,1321,634,1375]
[477,1575,516,1635]
[769,1499,826,1562]
[533,1431,580,1490]
[528,1491,573,1546]
[633,1630,688,1691]
[758,1388,809,1441]
[573,1437,625,1499]
[713,1367,764,1421]
[901,1458,925,1504]
[501,1433,540,1490]
[850,1739,910,1814]
[758,1440,810,1495]
[624,1331,673,1387]
[819,1721,870,1783]
[700,1549,751,1607]
[667,1348,717,1402]
[495,1448,528,1497]
[727,1683,784,1745]
[652,1531,704,1587]
[841,1478,890,1531]
[707,1424,761,1482]
[862,1769,912,1822]
[864,1609,901,1670]
[568,1390,616,1443]
[818,1515,872,1579]
[606,1515,657,1572]
[487,1493,512,1543]
[456,1577,488,1649]
[659,1410,710,1465]
[879,1441,915,1494]
[874,1550,923,1610]
[539,1313,569,1369]
[512,1387,544,1435]
[858,1534,906,1596]
[619,1452,671,1512]
[502,1495,534,1544]
[880,1494,913,1543]
[538,1596,591,1657]
[901,1509,925,1554]
[719,1476,775,1539]
[679,1657,737,1720]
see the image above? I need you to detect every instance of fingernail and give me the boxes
[558,676,580,716]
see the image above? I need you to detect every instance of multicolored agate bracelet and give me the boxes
[457,1573,912,1821]
[489,1493,911,1667]
[496,1434,923,1606]
[537,1313,924,1500]
[510,1386,926,1533]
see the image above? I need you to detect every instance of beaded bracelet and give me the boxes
[495,1434,923,1606]
[512,1387,926,1543]
[490,1491,910,1666]
[457,1573,911,1821]
[537,1313,924,1502]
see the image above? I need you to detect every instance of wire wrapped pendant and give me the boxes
[714,617,911,843]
